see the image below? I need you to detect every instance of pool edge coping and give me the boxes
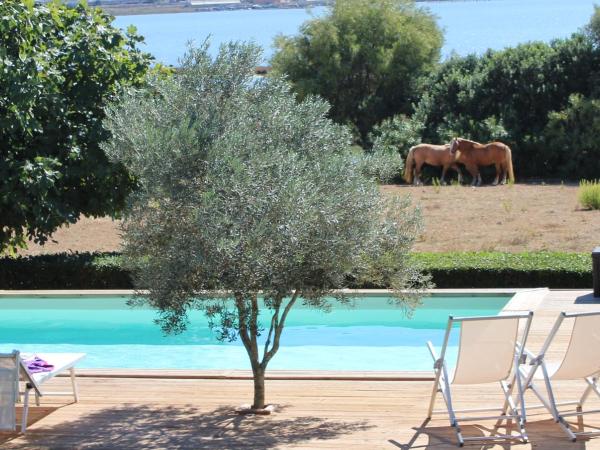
[0,288,531,297]
[60,369,435,381]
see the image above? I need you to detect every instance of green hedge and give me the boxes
[414,252,592,289]
[0,251,592,290]
[0,252,131,290]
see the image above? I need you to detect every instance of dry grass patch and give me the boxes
[17,183,600,256]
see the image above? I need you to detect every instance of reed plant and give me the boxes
[578,180,600,210]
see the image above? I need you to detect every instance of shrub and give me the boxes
[356,143,406,183]
[0,251,592,290]
[413,252,591,289]
[542,95,600,180]
[0,253,131,289]
[578,180,600,210]
[368,114,425,160]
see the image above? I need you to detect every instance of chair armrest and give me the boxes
[516,342,543,365]
[523,348,538,364]
[516,341,537,363]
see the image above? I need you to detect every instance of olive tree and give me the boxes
[103,43,428,410]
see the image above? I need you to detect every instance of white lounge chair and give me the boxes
[520,311,600,441]
[0,351,85,433]
[426,312,533,447]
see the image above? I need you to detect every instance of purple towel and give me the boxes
[23,356,54,374]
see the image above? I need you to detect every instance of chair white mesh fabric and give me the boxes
[452,317,520,385]
[427,312,533,447]
[520,311,600,441]
[0,351,19,431]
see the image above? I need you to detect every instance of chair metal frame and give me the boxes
[519,311,600,442]
[426,312,533,447]
[1,350,84,433]
[0,350,42,433]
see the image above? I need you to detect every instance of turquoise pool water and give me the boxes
[0,295,510,371]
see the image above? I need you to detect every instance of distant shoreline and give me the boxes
[102,0,459,17]
[103,2,330,17]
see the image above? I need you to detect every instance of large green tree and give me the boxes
[103,43,429,410]
[0,0,152,253]
[270,0,442,143]
[587,5,600,50]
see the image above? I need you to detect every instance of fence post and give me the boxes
[594,247,600,298]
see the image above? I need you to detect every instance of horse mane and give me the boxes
[457,138,481,146]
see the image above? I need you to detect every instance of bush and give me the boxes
[0,253,132,289]
[356,143,406,183]
[542,95,600,180]
[368,114,425,160]
[0,251,592,290]
[579,180,600,210]
[413,252,591,289]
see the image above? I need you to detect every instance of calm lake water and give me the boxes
[114,0,597,66]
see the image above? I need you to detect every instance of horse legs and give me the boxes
[452,164,463,185]
[500,162,508,184]
[441,165,449,185]
[492,163,501,186]
[414,162,424,186]
[465,164,480,186]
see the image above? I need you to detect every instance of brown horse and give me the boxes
[449,138,515,186]
[404,143,462,186]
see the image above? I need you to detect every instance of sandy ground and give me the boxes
[17,184,600,256]
[386,183,600,253]
[18,216,124,256]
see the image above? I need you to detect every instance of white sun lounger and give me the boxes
[426,312,533,447]
[0,351,85,433]
[520,311,600,441]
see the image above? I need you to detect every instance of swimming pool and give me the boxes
[0,294,511,371]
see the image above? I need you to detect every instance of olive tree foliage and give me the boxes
[271,0,442,144]
[0,0,152,254]
[103,43,429,409]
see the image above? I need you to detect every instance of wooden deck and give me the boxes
[2,289,600,449]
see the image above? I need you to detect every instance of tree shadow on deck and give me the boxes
[3,404,373,449]
[0,406,59,446]
[392,418,593,449]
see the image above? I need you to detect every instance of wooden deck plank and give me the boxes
[3,377,600,449]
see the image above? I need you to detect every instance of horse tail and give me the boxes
[505,144,515,183]
[404,147,415,184]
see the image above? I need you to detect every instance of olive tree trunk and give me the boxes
[236,291,298,410]
[252,366,266,409]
